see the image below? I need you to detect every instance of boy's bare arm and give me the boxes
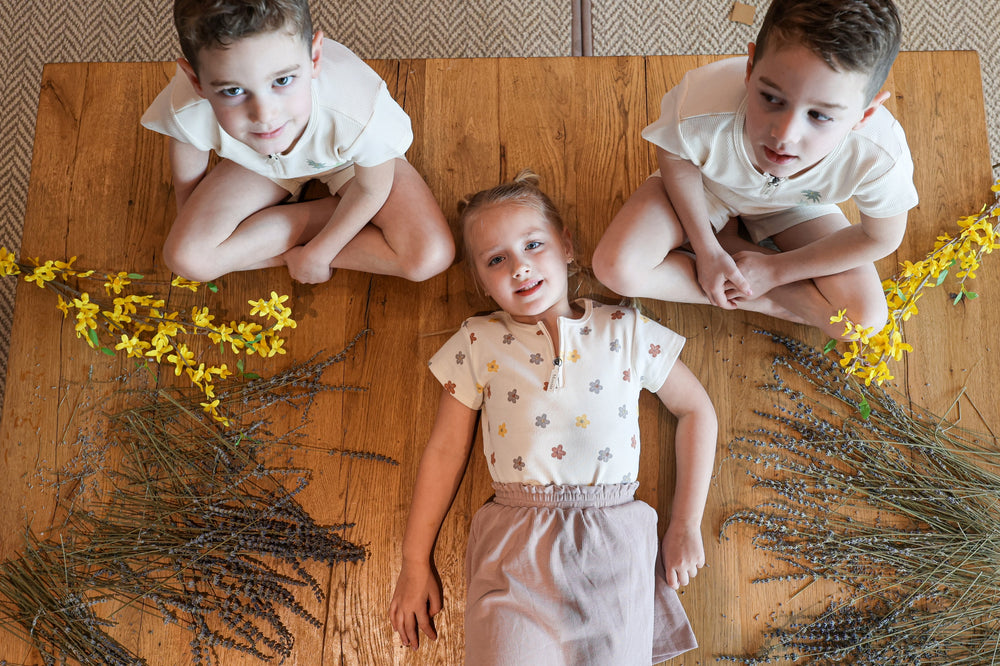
[389,390,478,649]
[168,138,211,210]
[659,149,751,306]
[654,360,717,588]
[285,159,396,283]
[736,210,907,293]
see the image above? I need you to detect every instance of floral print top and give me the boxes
[428,299,685,485]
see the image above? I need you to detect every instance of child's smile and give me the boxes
[467,203,575,330]
[182,27,322,156]
[743,41,879,179]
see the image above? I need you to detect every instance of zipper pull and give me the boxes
[760,174,783,198]
[548,357,562,390]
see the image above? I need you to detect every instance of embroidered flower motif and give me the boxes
[551,445,566,460]
[503,333,515,345]
[507,389,519,403]
[498,423,507,437]
[631,435,637,449]
[513,456,525,471]
[568,350,580,363]
[490,452,496,466]
[485,385,492,399]
[622,369,631,382]
[476,383,484,394]
[649,344,661,358]
[455,351,465,365]
[576,414,590,429]
[622,473,633,483]
[589,380,602,394]
[444,380,456,395]
[611,310,624,320]
[535,414,550,428]
[598,448,612,462]
[609,339,621,352]
[529,352,543,365]
[619,405,628,418]
[536,330,544,336]
[581,326,592,335]
[470,332,477,343]
[487,360,499,372]
[543,381,549,391]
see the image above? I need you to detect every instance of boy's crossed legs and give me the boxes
[164,158,454,283]
[594,177,887,339]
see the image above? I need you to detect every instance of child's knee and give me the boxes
[593,244,638,296]
[163,240,222,283]
[398,227,456,282]
[839,298,889,337]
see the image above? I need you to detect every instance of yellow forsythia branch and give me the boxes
[0,249,295,426]
[828,178,1000,386]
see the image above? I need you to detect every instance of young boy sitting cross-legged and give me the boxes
[142,0,454,284]
[594,0,917,339]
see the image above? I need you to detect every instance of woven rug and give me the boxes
[0,0,997,412]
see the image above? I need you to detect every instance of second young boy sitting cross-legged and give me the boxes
[594,0,917,339]
[142,0,454,284]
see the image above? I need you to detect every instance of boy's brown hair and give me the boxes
[174,0,313,72]
[753,0,901,103]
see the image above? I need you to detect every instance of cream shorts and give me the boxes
[273,164,357,198]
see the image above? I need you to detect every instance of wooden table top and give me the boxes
[1,52,994,665]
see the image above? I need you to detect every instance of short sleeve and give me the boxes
[641,82,692,162]
[850,119,919,218]
[428,324,484,410]
[631,314,686,392]
[140,66,218,152]
[342,85,413,167]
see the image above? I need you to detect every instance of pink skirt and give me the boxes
[464,482,697,665]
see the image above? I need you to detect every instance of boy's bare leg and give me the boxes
[326,159,453,281]
[594,177,713,304]
[165,159,452,282]
[165,160,295,281]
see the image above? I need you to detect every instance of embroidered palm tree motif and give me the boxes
[801,190,823,203]
[307,159,338,170]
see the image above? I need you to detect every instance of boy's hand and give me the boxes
[729,251,779,301]
[661,522,705,589]
[695,250,752,308]
[389,561,443,650]
[283,245,334,284]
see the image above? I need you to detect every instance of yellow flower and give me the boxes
[166,344,195,376]
[487,360,499,372]
[0,247,20,276]
[191,306,215,328]
[145,341,173,363]
[25,263,57,287]
[829,308,847,323]
[498,423,507,437]
[171,276,201,292]
[114,334,149,359]
[103,271,132,295]
[56,295,70,317]
[568,350,580,363]
[575,414,590,429]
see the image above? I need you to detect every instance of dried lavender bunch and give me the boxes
[0,335,395,664]
[720,331,1000,665]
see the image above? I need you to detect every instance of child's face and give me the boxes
[180,28,322,156]
[466,203,574,327]
[743,41,888,179]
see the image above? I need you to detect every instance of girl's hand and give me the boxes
[283,245,334,284]
[661,522,705,589]
[695,250,752,308]
[389,560,443,650]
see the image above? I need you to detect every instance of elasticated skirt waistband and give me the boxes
[491,481,638,509]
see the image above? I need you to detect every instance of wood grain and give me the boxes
[0,51,993,665]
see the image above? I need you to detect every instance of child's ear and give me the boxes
[310,30,324,78]
[177,57,204,97]
[745,42,756,81]
[853,90,891,130]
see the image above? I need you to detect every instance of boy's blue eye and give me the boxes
[487,256,504,267]
[525,241,542,250]
[274,75,294,87]
[761,92,781,105]
[220,86,244,98]
[810,110,833,122]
